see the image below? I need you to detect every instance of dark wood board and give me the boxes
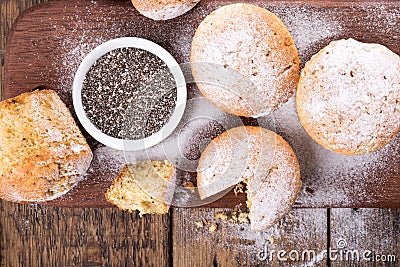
[4,0,400,208]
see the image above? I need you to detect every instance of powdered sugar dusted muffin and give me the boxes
[197,126,301,230]
[296,38,400,155]
[131,0,200,20]
[190,3,299,117]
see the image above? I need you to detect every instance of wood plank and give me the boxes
[4,0,400,208]
[172,208,328,266]
[330,209,400,267]
[0,200,171,266]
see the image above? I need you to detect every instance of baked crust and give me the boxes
[131,0,200,20]
[296,38,400,155]
[0,90,92,202]
[197,126,301,230]
[190,3,299,117]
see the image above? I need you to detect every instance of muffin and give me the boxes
[0,90,92,203]
[296,38,400,155]
[190,3,299,117]
[197,126,302,230]
[131,0,200,20]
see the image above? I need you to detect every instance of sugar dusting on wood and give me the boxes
[331,208,400,258]
[271,5,343,56]
[84,146,127,182]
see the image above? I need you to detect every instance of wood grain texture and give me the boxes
[330,209,400,267]
[4,0,400,208]
[172,208,328,266]
[0,201,171,267]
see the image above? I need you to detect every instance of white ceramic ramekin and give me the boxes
[73,37,187,151]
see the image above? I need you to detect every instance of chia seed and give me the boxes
[82,47,177,140]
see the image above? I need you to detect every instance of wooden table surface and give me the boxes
[1,1,400,266]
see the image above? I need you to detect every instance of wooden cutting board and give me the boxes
[4,0,400,208]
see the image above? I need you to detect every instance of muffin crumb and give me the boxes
[215,212,229,221]
[195,221,204,228]
[234,183,244,195]
[209,223,218,233]
[183,181,195,192]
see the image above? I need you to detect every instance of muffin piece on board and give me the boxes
[131,0,200,20]
[0,90,92,203]
[191,3,299,117]
[106,160,175,215]
[197,126,301,231]
[296,38,400,155]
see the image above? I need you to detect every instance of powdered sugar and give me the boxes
[271,5,343,56]
[71,144,88,154]
[83,146,128,182]
[359,3,400,40]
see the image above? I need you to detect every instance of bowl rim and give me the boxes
[72,37,187,151]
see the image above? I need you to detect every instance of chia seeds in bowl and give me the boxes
[72,37,187,151]
[82,47,177,140]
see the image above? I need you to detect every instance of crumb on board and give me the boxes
[238,212,250,224]
[234,183,244,195]
[195,221,204,228]
[214,210,250,224]
[232,212,238,222]
[269,237,275,244]
[215,212,229,221]
[183,181,195,192]
[209,223,218,233]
